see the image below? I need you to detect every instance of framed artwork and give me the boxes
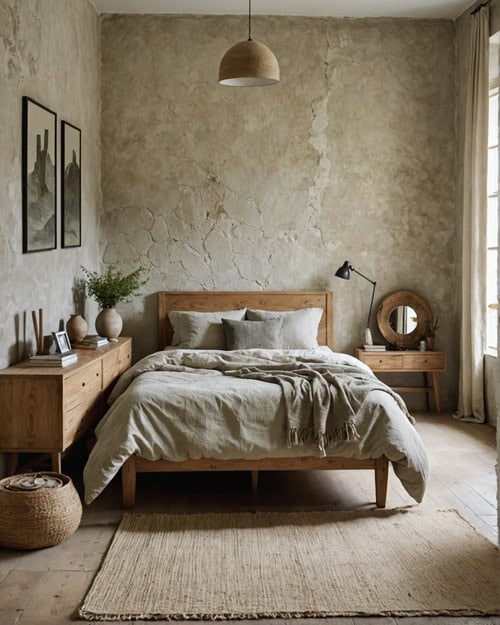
[22,96,57,253]
[61,121,81,248]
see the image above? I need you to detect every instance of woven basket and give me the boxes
[0,472,82,550]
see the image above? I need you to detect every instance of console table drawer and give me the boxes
[64,401,100,447]
[362,354,404,369]
[403,353,445,371]
[64,361,102,411]
[118,342,132,373]
[102,349,120,388]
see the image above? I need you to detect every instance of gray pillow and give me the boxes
[168,309,246,349]
[246,307,323,349]
[222,318,284,350]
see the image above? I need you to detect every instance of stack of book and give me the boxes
[28,352,78,367]
[71,335,109,350]
[363,344,387,351]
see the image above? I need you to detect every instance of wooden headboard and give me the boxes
[158,291,333,350]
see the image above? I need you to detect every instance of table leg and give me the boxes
[424,372,431,411]
[51,452,62,473]
[432,372,441,415]
[251,470,259,492]
[6,452,18,476]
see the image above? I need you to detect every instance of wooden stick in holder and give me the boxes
[38,308,43,353]
[31,311,39,354]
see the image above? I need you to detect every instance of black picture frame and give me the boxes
[61,120,82,248]
[22,96,57,253]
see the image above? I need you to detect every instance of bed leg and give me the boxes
[375,456,389,508]
[122,456,136,509]
[251,470,259,492]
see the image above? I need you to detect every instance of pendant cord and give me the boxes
[248,0,252,41]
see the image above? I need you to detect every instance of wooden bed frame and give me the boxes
[121,291,389,508]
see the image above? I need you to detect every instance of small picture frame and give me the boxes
[53,330,72,354]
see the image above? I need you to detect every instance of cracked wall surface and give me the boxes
[0,0,101,371]
[100,14,458,410]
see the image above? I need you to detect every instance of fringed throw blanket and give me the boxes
[225,363,411,456]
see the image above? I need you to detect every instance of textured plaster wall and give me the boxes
[0,0,101,375]
[100,14,458,410]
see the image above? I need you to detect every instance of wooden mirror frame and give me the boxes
[376,290,432,349]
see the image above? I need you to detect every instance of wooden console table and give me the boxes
[0,337,132,474]
[355,349,446,415]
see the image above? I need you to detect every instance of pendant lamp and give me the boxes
[218,0,280,87]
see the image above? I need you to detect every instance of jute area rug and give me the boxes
[80,509,500,621]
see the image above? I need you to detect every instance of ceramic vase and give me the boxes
[95,308,123,340]
[65,314,88,343]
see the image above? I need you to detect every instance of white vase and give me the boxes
[364,327,374,346]
[95,308,123,340]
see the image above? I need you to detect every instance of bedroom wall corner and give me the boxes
[0,0,101,475]
[99,14,458,412]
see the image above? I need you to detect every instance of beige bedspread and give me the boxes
[83,348,429,504]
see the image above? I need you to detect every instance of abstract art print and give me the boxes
[22,96,57,253]
[61,121,81,248]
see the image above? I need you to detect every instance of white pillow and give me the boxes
[168,309,247,349]
[246,307,323,349]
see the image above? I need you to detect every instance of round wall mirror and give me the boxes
[389,305,418,335]
[377,291,432,349]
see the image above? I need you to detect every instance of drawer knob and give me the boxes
[96,372,99,377]
[82,382,86,387]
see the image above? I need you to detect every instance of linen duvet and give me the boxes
[83,347,429,504]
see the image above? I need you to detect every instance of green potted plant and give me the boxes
[82,266,146,340]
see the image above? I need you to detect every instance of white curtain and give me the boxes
[457,6,489,423]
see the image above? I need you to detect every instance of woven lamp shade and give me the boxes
[219,40,280,86]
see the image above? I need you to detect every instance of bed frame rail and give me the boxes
[121,455,389,509]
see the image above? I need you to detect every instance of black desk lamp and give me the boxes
[335,260,377,345]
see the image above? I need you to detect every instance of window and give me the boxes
[487,35,499,354]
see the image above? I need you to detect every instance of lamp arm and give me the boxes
[350,267,377,327]
[351,266,376,287]
[366,281,377,328]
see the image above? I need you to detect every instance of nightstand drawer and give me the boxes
[362,354,404,369]
[403,353,445,371]
[64,361,102,411]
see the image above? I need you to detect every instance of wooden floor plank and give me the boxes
[0,609,22,625]
[48,522,116,572]
[0,570,44,611]
[16,570,94,625]
[394,618,496,624]
[353,618,397,625]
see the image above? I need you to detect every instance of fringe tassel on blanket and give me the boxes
[287,422,359,457]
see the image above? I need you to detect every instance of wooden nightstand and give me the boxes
[0,337,132,475]
[355,349,446,415]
